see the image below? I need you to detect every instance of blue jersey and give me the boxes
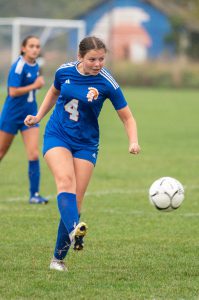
[45,61,127,149]
[0,56,40,132]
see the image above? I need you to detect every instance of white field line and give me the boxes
[2,189,143,203]
[0,187,199,217]
[0,188,147,203]
[95,209,199,217]
[1,184,198,203]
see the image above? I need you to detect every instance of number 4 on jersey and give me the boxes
[64,99,79,121]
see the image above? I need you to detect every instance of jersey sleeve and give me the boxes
[53,68,62,90]
[108,85,128,110]
[8,65,23,88]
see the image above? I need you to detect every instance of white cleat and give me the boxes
[49,257,67,272]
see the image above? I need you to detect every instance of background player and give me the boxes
[24,36,141,271]
[0,35,48,204]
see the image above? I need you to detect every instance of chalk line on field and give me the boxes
[1,188,147,203]
[0,188,198,217]
[1,184,198,203]
[0,185,199,202]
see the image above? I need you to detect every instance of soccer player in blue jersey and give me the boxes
[0,35,48,204]
[24,36,140,271]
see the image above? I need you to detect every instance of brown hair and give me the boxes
[20,35,40,55]
[79,36,107,58]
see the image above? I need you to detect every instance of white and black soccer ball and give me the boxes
[149,177,184,212]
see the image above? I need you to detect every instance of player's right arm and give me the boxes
[9,76,45,97]
[24,85,60,126]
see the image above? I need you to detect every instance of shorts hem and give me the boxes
[43,145,72,157]
[0,127,17,135]
[73,154,96,166]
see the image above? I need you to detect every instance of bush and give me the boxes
[111,59,199,88]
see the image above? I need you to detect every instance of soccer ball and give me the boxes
[149,177,184,212]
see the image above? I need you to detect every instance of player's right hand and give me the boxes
[24,115,39,127]
[33,76,45,89]
[129,142,141,155]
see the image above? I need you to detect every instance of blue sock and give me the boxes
[57,192,79,236]
[28,160,40,197]
[54,219,71,260]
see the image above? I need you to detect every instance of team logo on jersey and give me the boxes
[26,72,32,78]
[87,87,99,102]
[65,79,70,84]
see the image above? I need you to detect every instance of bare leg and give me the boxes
[44,147,76,194]
[21,127,39,160]
[0,130,15,161]
[74,158,94,213]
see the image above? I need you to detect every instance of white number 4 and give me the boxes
[64,99,79,121]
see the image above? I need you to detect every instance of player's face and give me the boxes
[78,49,106,75]
[22,38,41,63]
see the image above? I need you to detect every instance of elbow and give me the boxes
[9,88,18,97]
[9,91,16,97]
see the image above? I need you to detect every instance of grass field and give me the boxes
[0,87,199,300]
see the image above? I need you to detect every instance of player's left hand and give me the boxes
[129,142,141,155]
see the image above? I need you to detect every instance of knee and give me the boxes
[56,174,76,192]
[28,149,39,161]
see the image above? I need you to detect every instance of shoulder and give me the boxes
[99,67,119,90]
[56,61,77,74]
[11,56,26,75]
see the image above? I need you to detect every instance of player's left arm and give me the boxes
[117,105,141,155]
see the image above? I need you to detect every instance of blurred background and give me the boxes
[0,0,199,87]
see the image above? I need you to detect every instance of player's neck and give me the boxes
[77,62,86,75]
[22,55,36,64]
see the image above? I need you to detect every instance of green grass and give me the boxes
[0,88,199,300]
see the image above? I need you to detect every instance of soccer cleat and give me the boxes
[72,222,88,251]
[29,193,48,204]
[49,257,67,272]
[73,235,84,251]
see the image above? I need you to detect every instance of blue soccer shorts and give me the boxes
[43,135,98,166]
[0,118,39,135]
